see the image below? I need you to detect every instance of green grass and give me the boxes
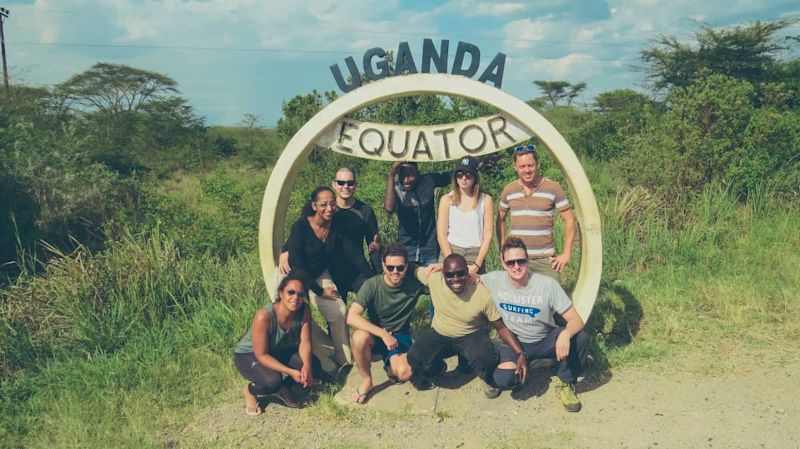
[2,157,799,447]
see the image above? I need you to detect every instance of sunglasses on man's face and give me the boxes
[504,258,528,268]
[514,144,537,154]
[444,270,467,278]
[335,180,356,187]
[385,264,406,273]
[285,289,306,298]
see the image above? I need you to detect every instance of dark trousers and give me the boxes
[407,328,498,384]
[234,349,321,396]
[493,327,589,389]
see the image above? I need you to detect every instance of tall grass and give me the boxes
[0,231,266,448]
[1,170,798,447]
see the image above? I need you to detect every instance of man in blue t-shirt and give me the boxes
[481,237,589,412]
[384,161,450,266]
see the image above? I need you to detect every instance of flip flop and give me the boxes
[352,387,371,404]
[243,384,262,416]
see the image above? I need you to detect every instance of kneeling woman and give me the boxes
[234,274,320,415]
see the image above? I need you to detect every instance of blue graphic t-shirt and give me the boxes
[480,271,573,343]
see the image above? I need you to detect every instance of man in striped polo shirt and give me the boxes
[495,145,576,281]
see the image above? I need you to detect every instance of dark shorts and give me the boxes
[373,331,413,366]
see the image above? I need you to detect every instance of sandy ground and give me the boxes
[182,353,799,449]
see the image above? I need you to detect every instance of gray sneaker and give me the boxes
[484,385,501,399]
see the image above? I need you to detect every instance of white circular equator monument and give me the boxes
[259,73,602,321]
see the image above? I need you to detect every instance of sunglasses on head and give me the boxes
[335,180,355,187]
[455,172,474,180]
[504,258,528,268]
[385,264,406,272]
[444,270,467,278]
[285,289,306,298]
[514,144,537,154]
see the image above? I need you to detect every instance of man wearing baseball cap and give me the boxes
[384,161,451,266]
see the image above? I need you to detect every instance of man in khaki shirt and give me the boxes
[407,254,527,398]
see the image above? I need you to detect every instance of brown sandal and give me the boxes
[243,384,262,415]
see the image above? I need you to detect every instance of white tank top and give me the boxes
[447,192,484,248]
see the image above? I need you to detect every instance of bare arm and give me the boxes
[550,208,576,273]
[298,306,314,386]
[251,310,299,378]
[496,207,508,258]
[383,161,402,213]
[492,319,527,383]
[555,305,585,361]
[346,302,398,350]
[436,194,452,258]
[475,194,494,271]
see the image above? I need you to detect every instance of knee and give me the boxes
[493,368,517,390]
[395,364,413,382]
[252,375,282,395]
[351,330,374,350]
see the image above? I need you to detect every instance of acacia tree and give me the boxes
[56,63,179,114]
[639,17,798,91]
[533,80,587,106]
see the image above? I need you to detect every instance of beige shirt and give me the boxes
[417,269,501,338]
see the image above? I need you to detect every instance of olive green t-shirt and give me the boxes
[354,272,426,334]
[417,270,501,338]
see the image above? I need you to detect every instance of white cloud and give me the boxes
[442,0,527,17]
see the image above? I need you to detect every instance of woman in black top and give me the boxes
[287,186,372,367]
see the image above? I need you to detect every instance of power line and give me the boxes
[10,40,639,62]
[34,7,641,49]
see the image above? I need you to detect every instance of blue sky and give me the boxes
[4,0,799,126]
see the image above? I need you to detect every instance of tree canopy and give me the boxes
[533,80,587,106]
[639,17,799,91]
[56,63,179,114]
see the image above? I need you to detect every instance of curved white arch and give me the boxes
[259,74,602,321]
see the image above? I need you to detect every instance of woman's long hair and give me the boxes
[451,172,482,206]
[301,186,335,217]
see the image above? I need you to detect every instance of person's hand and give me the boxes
[549,253,570,273]
[300,364,314,387]
[380,329,398,351]
[515,353,528,384]
[468,263,480,275]
[467,272,482,285]
[368,235,380,252]
[278,251,291,275]
[289,369,304,384]
[390,160,404,176]
[425,263,442,276]
[322,287,341,300]
[555,330,571,361]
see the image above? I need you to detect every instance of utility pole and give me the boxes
[0,7,9,94]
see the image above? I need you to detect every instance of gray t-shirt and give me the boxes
[481,271,572,344]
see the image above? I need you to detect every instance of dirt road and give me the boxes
[184,354,799,449]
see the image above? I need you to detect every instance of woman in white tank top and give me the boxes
[436,157,494,274]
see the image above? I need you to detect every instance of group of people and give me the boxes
[234,145,589,415]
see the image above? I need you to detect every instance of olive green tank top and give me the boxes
[234,303,303,354]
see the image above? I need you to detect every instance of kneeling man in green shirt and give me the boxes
[407,253,527,398]
[347,243,426,404]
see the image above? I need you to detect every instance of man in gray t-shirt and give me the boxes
[481,237,589,412]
